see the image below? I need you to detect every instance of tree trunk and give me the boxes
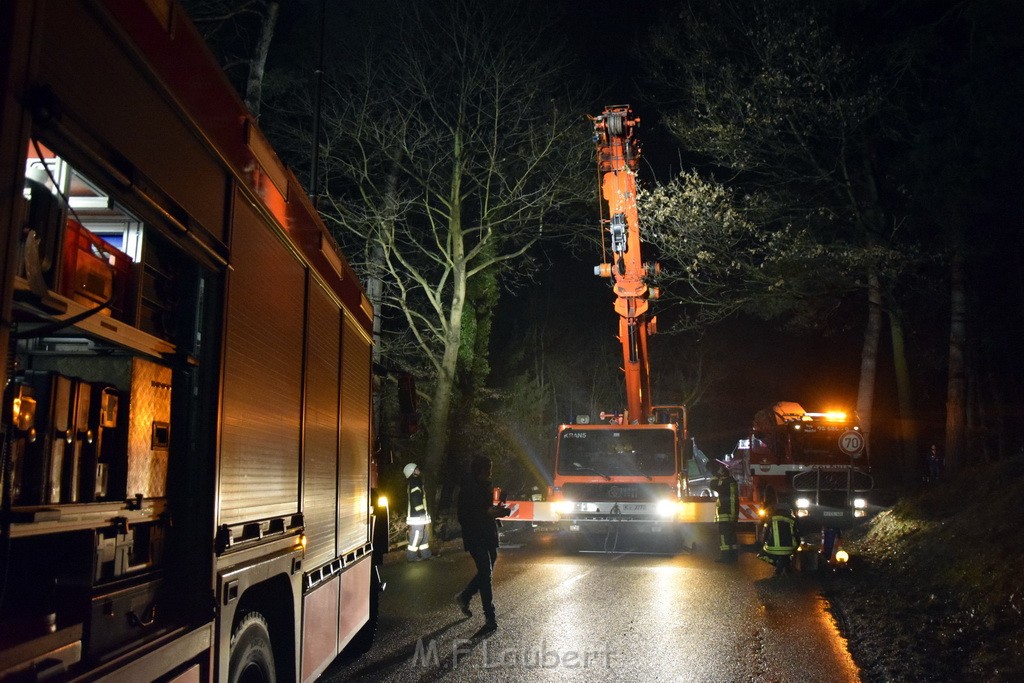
[368,243,384,438]
[244,1,279,119]
[944,246,967,473]
[424,156,467,488]
[887,305,917,483]
[855,268,883,465]
[424,285,465,485]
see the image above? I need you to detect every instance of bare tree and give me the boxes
[180,0,279,118]
[269,0,592,479]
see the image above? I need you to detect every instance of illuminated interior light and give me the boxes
[835,549,850,563]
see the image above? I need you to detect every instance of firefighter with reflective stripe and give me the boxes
[759,505,801,576]
[711,462,739,563]
[404,463,432,561]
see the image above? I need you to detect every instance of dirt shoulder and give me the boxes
[820,457,1024,682]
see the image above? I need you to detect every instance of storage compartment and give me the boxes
[94,521,165,583]
[0,532,94,648]
[84,577,172,662]
[135,231,190,342]
[59,218,134,321]
[22,356,172,502]
[16,370,95,505]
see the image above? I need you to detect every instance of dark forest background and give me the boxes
[182,0,1024,506]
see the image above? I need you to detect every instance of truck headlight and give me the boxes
[853,498,867,509]
[656,499,678,518]
[795,497,811,509]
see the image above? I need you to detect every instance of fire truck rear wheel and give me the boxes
[229,611,277,683]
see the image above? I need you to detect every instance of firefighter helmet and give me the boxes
[403,463,418,479]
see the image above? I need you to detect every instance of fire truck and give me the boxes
[0,2,386,681]
[504,107,713,549]
[726,402,873,531]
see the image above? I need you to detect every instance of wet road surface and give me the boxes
[321,527,860,682]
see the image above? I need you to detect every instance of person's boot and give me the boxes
[420,547,432,560]
[406,550,420,562]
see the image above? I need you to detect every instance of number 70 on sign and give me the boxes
[839,430,865,455]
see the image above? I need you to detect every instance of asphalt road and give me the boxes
[321,526,860,682]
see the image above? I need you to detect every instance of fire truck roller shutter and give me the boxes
[302,279,342,569]
[219,190,304,525]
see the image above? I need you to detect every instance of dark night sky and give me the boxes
[488,1,874,458]
[267,0,1022,464]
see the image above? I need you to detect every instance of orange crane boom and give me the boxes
[592,105,658,423]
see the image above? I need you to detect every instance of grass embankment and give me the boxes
[824,456,1024,682]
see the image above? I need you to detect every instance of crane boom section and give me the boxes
[593,106,654,422]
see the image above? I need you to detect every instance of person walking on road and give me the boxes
[455,455,511,636]
[404,463,432,562]
[711,462,739,563]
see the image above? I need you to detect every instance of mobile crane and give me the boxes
[503,107,713,549]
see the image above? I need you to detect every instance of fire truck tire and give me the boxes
[229,611,277,683]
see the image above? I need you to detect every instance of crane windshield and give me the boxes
[556,428,676,477]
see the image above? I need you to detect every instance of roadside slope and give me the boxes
[822,456,1024,682]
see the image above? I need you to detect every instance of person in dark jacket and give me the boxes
[711,462,739,563]
[454,455,510,635]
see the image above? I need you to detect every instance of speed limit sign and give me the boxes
[839,430,865,455]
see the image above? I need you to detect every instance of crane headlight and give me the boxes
[656,499,678,518]
[553,500,575,514]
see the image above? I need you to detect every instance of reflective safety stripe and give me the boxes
[738,504,760,522]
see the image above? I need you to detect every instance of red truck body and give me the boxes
[1,2,383,680]
[726,402,873,528]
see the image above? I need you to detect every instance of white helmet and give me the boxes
[403,463,418,479]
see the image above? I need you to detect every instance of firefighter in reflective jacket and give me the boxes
[759,505,801,576]
[711,462,739,563]
[404,463,432,561]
